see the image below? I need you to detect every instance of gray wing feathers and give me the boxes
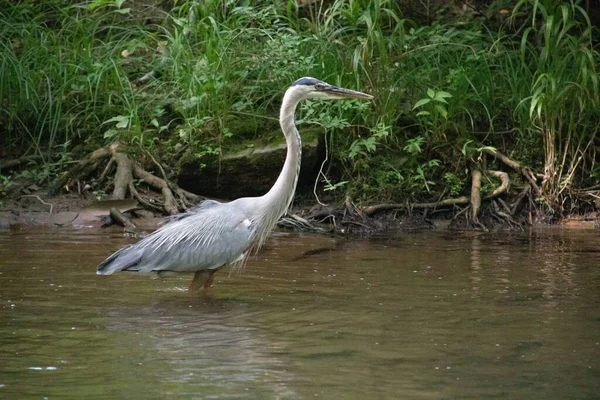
[96,244,141,274]
[162,199,221,223]
[97,202,255,275]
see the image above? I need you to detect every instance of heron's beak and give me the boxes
[323,85,374,100]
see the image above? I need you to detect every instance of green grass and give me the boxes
[0,0,598,212]
[508,0,600,210]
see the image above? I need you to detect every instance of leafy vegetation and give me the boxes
[0,0,598,218]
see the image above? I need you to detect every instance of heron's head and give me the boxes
[290,77,373,101]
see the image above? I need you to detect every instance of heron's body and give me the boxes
[98,199,255,275]
[97,77,372,290]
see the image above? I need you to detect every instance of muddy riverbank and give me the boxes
[1,188,599,233]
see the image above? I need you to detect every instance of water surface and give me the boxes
[1,226,599,399]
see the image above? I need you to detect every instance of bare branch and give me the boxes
[20,195,54,214]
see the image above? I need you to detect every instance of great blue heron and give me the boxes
[97,77,373,291]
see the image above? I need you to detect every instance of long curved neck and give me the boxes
[254,87,303,244]
[265,88,302,210]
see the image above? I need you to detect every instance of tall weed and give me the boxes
[508,0,599,210]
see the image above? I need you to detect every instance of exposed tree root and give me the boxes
[1,154,48,171]
[50,142,203,216]
[364,169,512,217]
[481,148,541,196]
[49,147,111,194]
[304,195,432,236]
[358,145,543,230]
[277,213,327,233]
[361,167,516,230]
[132,164,178,215]
[363,197,466,216]
[511,185,531,215]
[109,143,134,200]
[485,170,509,199]
[470,168,482,224]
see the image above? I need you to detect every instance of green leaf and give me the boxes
[434,105,448,119]
[364,137,377,152]
[461,140,473,156]
[104,115,128,124]
[103,115,131,129]
[323,181,348,192]
[435,91,452,98]
[427,88,435,98]
[412,98,431,109]
[348,139,362,159]
[86,0,104,10]
[529,96,540,118]
[477,146,496,153]
[103,129,118,139]
[416,110,431,117]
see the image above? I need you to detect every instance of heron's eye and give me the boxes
[314,83,326,91]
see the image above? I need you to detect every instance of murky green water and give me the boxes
[1,226,599,399]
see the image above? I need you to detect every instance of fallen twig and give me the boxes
[20,195,54,214]
[277,214,327,233]
[144,149,169,183]
[54,213,80,228]
[345,196,365,220]
[109,207,137,232]
[128,182,163,212]
[98,157,115,183]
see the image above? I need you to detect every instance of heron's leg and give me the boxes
[189,271,208,292]
[203,268,220,289]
